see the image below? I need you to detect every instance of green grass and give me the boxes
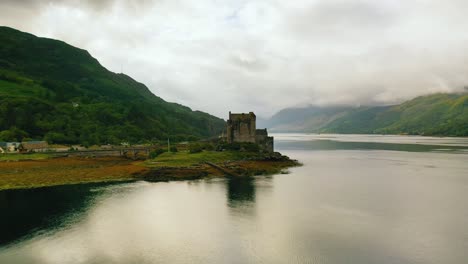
[0,153,51,161]
[145,151,261,168]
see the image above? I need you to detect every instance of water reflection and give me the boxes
[0,183,107,246]
[226,177,256,208]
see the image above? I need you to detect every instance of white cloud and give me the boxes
[1,0,468,117]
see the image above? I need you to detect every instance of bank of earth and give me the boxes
[0,151,299,190]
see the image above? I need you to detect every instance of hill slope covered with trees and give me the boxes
[260,93,468,136]
[0,26,225,145]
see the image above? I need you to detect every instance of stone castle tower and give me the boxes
[225,111,274,152]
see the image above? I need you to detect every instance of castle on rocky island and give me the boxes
[222,111,273,153]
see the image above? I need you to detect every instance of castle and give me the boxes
[224,111,274,153]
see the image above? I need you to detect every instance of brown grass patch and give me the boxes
[0,157,148,190]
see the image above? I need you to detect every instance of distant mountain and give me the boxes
[260,93,468,136]
[0,26,225,145]
[258,106,351,132]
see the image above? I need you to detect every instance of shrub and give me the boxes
[216,142,260,152]
[242,143,260,152]
[170,146,178,152]
[217,142,240,151]
[203,143,215,151]
[189,143,203,154]
[0,127,28,142]
[149,148,166,159]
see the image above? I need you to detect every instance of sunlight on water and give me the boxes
[1,134,467,264]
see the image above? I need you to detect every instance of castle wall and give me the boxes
[232,123,256,143]
[225,112,273,152]
[227,112,256,143]
[255,133,274,153]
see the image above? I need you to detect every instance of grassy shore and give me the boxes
[139,151,298,181]
[0,153,51,161]
[0,157,148,190]
[0,151,299,190]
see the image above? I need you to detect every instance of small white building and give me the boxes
[0,142,21,153]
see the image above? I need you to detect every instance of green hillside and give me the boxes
[258,106,351,132]
[0,26,225,145]
[262,93,468,136]
[376,93,468,136]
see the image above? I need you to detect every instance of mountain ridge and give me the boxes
[259,92,468,136]
[0,26,225,145]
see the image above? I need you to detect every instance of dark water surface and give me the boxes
[1,134,467,264]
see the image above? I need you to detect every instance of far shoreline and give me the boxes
[270,132,468,138]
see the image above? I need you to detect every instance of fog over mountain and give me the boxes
[1,0,468,118]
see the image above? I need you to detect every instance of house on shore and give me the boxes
[223,111,274,152]
[19,141,49,153]
[0,142,21,153]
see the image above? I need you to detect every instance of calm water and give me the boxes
[1,134,468,264]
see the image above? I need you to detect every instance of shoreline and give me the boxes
[0,152,300,191]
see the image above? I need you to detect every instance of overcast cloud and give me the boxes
[1,0,468,118]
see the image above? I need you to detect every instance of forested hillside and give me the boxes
[0,26,225,145]
[260,93,468,136]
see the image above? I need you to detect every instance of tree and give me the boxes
[0,127,28,142]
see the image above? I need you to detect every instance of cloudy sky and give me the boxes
[1,0,468,118]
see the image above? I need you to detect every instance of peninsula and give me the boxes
[0,111,298,190]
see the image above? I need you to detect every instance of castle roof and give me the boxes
[20,141,48,150]
[229,112,256,121]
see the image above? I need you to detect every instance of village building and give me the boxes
[0,142,21,153]
[224,112,274,152]
[19,141,49,153]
